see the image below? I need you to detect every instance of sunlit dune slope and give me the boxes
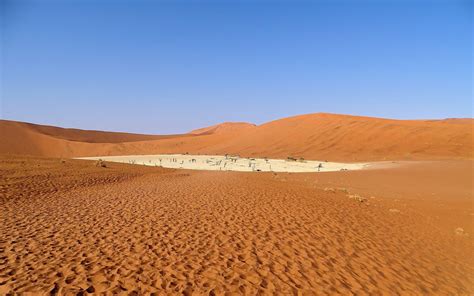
[210,113,474,161]
[1,113,472,161]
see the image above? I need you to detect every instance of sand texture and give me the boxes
[1,113,472,161]
[1,156,472,295]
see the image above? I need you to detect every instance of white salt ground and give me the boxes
[78,154,370,173]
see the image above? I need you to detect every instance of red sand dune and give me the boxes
[1,113,472,161]
[0,119,185,143]
[189,122,256,135]
[212,113,474,161]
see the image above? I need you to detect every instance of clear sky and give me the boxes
[1,0,472,134]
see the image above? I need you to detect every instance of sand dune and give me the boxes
[1,156,472,294]
[188,122,256,135]
[0,119,184,143]
[1,113,472,161]
[214,113,474,161]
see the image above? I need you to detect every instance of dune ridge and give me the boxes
[1,113,472,161]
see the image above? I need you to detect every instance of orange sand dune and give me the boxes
[1,113,472,160]
[0,119,185,143]
[212,113,474,161]
[0,120,189,157]
[189,122,256,135]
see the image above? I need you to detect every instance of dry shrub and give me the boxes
[348,194,367,203]
[95,159,107,168]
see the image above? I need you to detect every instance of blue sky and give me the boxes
[1,0,472,134]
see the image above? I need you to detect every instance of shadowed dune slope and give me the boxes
[0,120,183,143]
[0,120,190,157]
[1,113,472,161]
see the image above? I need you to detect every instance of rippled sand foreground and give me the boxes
[1,156,472,294]
[78,154,368,172]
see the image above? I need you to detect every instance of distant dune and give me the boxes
[211,113,474,161]
[1,120,185,143]
[189,122,256,135]
[1,113,472,161]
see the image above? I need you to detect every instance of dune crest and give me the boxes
[188,122,256,135]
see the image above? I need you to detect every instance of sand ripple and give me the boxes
[0,157,472,294]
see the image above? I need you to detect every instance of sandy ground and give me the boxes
[1,156,472,295]
[78,154,368,172]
